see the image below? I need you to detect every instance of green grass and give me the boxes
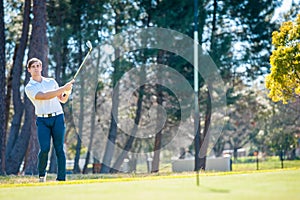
[232,158,300,171]
[1,169,300,200]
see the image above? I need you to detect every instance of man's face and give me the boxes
[28,61,42,76]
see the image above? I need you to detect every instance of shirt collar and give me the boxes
[30,76,45,84]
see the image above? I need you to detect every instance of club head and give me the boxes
[86,41,93,50]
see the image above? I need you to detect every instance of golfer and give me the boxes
[25,57,74,182]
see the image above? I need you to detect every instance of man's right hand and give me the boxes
[64,79,75,91]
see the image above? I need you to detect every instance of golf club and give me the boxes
[73,40,93,80]
[63,41,93,97]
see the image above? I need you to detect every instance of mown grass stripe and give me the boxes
[0,167,299,188]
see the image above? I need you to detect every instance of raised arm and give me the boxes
[35,79,75,103]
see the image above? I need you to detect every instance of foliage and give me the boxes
[220,82,267,159]
[212,0,280,82]
[250,96,300,157]
[265,14,300,104]
[2,0,295,174]
[266,100,300,155]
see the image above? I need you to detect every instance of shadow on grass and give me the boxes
[200,185,230,193]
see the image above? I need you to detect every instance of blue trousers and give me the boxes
[36,114,66,181]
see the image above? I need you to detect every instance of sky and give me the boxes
[272,0,299,22]
[252,0,299,86]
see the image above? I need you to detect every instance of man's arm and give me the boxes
[35,79,75,101]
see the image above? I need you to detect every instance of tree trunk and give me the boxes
[5,48,15,144]
[194,124,201,171]
[83,58,99,174]
[233,146,238,160]
[3,0,32,174]
[5,0,30,168]
[197,0,216,171]
[5,97,34,174]
[213,135,225,157]
[210,0,217,56]
[73,75,85,174]
[0,0,6,175]
[100,82,119,173]
[110,90,143,173]
[100,10,121,171]
[194,0,207,172]
[151,94,163,173]
[151,131,162,173]
[199,88,212,171]
[151,51,164,173]
[24,0,48,175]
[82,151,90,174]
[73,134,82,173]
[82,91,94,174]
[6,0,46,175]
[130,153,137,172]
[24,118,38,175]
[100,3,125,173]
[110,70,145,173]
[194,81,200,170]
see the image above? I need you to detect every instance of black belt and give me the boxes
[37,111,63,118]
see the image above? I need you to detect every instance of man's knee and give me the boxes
[55,146,65,157]
[39,148,50,158]
[40,147,50,154]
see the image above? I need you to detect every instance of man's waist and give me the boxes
[36,111,64,118]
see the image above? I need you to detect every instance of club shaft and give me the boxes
[74,49,92,79]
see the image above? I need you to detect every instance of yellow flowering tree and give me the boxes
[265,14,300,104]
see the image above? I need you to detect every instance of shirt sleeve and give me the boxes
[25,84,40,100]
[53,79,59,89]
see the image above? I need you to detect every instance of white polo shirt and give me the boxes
[25,77,63,115]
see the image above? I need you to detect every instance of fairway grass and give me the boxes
[1,169,300,200]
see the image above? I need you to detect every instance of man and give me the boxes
[25,57,74,182]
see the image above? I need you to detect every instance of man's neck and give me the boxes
[32,75,43,83]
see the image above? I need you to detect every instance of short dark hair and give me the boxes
[27,58,42,68]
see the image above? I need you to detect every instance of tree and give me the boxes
[67,0,86,174]
[110,68,146,173]
[100,46,120,173]
[223,87,262,160]
[100,1,137,173]
[5,0,48,175]
[203,0,281,162]
[265,14,300,104]
[151,54,164,173]
[24,0,48,175]
[141,0,202,172]
[0,0,6,175]
[5,0,31,175]
[256,98,300,158]
[2,0,287,175]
